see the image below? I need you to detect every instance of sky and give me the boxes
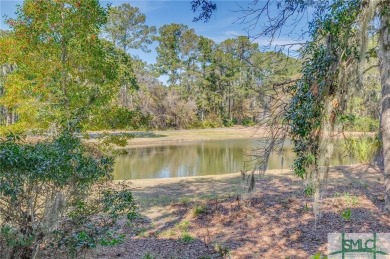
[0,0,309,65]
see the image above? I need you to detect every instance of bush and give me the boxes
[223,118,236,127]
[192,204,207,217]
[86,106,151,130]
[341,115,379,132]
[343,135,381,163]
[203,119,221,128]
[187,119,222,129]
[242,118,256,127]
[0,133,136,258]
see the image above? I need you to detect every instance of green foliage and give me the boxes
[2,0,116,132]
[187,119,222,129]
[343,192,359,206]
[304,184,315,196]
[99,232,126,246]
[105,3,156,52]
[342,116,379,132]
[341,208,352,221]
[63,230,97,253]
[177,220,190,232]
[214,242,230,257]
[96,132,134,148]
[311,252,327,259]
[191,0,216,22]
[181,232,195,244]
[286,0,362,181]
[152,24,300,129]
[86,106,150,130]
[223,119,236,127]
[192,204,207,217]
[303,203,310,212]
[343,135,381,163]
[143,253,156,259]
[0,133,137,258]
[155,23,191,85]
[102,189,137,220]
[0,133,112,191]
[242,118,256,127]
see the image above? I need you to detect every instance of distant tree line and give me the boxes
[0,3,379,132]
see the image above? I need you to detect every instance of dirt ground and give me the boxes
[87,164,390,259]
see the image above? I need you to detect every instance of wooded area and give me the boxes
[0,0,389,258]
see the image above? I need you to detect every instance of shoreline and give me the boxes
[116,164,364,185]
[86,126,376,149]
[92,163,389,258]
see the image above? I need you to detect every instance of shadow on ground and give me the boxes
[125,165,390,258]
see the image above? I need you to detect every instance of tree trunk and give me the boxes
[379,4,390,213]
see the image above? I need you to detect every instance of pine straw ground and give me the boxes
[88,164,390,259]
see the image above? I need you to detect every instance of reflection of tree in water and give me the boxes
[113,139,357,180]
[114,140,253,179]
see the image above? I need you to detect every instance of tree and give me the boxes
[0,2,138,257]
[103,41,138,108]
[0,32,17,127]
[193,0,390,215]
[2,0,116,132]
[379,0,390,212]
[155,23,191,86]
[104,3,156,53]
[0,30,10,38]
[191,0,217,22]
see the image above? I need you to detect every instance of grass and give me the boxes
[177,220,190,232]
[332,192,360,207]
[179,197,192,205]
[134,226,149,237]
[175,220,195,243]
[303,203,310,212]
[214,242,230,257]
[158,229,176,238]
[181,232,195,243]
[107,126,261,149]
[142,253,155,259]
[311,252,328,259]
[341,208,352,221]
[192,204,208,217]
[343,192,359,206]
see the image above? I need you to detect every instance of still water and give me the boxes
[113,138,355,180]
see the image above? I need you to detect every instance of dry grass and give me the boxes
[96,126,265,148]
[85,127,375,149]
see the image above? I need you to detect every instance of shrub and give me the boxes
[242,118,256,127]
[341,115,379,132]
[343,135,381,163]
[181,233,194,244]
[214,242,230,257]
[223,119,236,127]
[85,106,151,130]
[0,132,136,258]
[192,204,207,217]
[186,118,222,129]
[341,208,352,221]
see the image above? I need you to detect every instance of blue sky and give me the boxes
[0,0,308,64]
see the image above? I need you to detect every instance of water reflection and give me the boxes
[113,139,355,180]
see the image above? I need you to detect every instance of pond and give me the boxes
[113,138,356,180]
